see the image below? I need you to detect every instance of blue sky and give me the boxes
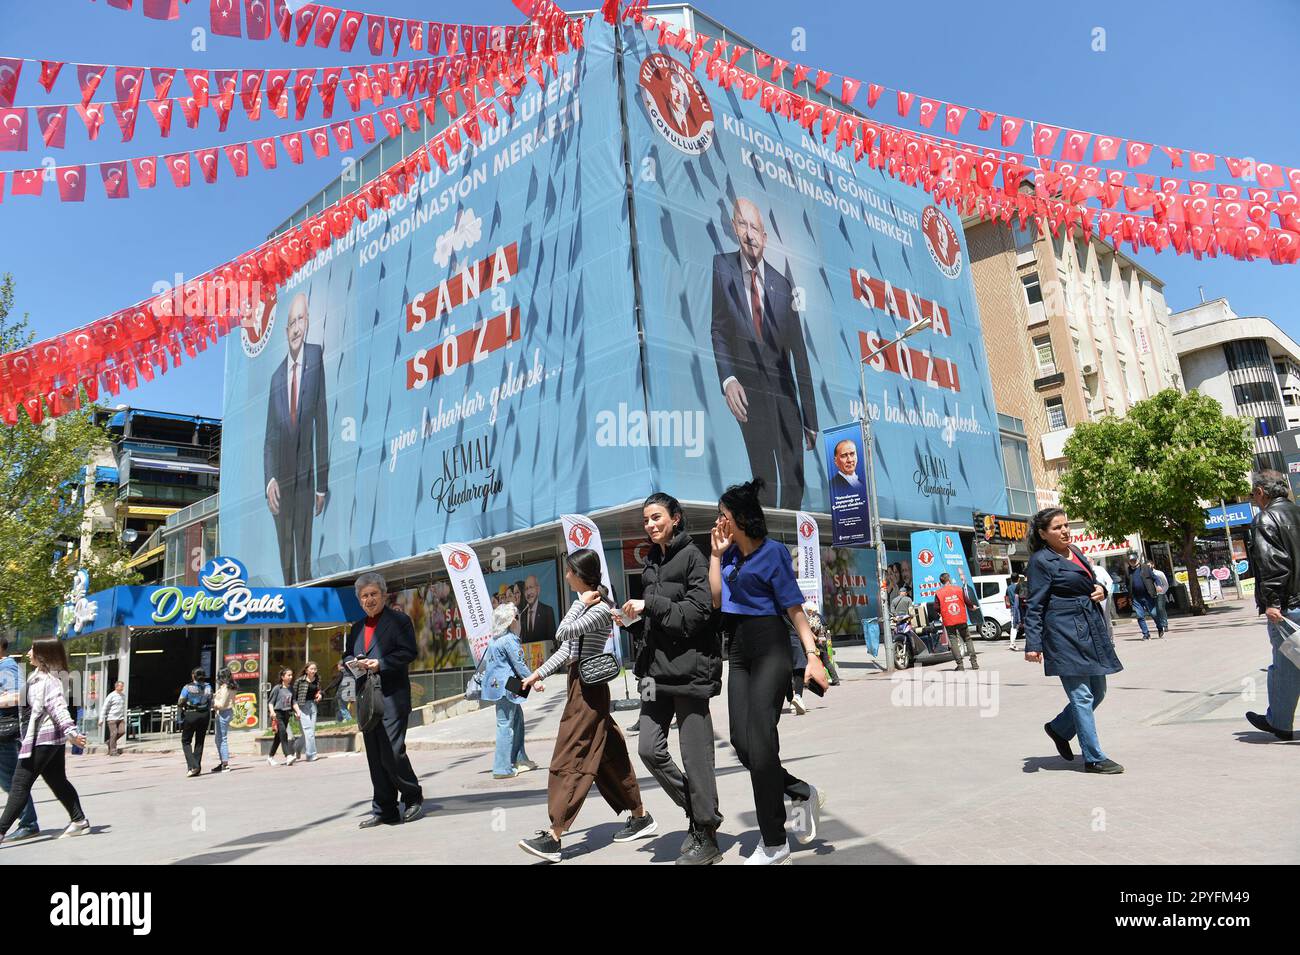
[1,0,1297,418]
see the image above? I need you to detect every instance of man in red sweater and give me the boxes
[934,573,980,671]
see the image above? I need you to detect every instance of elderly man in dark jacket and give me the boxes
[1246,470,1300,741]
[622,495,723,865]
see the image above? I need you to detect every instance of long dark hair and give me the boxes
[565,548,612,604]
[30,638,68,673]
[1030,507,1068,552]
[216,667,236,690]
[643,492,686,535]
[719,478,767,540]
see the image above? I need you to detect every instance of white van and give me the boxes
[971,575,1015,640]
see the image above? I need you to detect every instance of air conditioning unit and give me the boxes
[1079,360,1097,376]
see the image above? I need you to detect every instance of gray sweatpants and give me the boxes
[636,693,722,831]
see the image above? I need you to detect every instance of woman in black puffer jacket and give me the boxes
[622,492,723,866]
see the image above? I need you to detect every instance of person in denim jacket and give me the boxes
[482,602,536,779]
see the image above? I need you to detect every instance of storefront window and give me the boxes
[221,628,263,733]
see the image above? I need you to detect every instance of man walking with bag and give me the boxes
[1246,470,1300,741]
[934,573,979,671]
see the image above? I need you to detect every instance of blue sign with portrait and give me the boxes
[824,421,871,546]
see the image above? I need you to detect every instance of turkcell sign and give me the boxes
[1203,502,1256,529]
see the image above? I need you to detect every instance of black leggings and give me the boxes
[269,709,294,758]
[0,745,84,836]
[727,614,812,846]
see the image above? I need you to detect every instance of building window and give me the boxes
[1000,433,1037,517]
[1013,221,1036,252]
[1225,340,1271,372]
[1232,381,1282,406]
[1255,416,1285,439]
[1022,273,1043,305]
[1045,397,1067,432]
[1033,337,1056,374]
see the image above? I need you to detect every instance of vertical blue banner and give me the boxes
[824,421,870,546]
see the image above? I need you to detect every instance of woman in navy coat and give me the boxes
[1023,507,1125,774]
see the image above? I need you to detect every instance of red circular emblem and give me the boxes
[638,54,715,155]
[921,206,962,279]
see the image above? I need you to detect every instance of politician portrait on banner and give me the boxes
[824,422,871,547]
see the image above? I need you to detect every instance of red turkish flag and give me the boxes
[330,120,354,151]
[280,130,304,163]
[56,165,87,202]
[210,0,242,37]
[184,69,210,107]
[293,69,315,119]
[338,9,363,50]
[1256,162,1285,189]
[439,87,460,117]
[131,155,158,188]
[1161,146,1183,168]
[143,0,179,17]
[101,161,130,199]
[314,6,341,47]
[941,105,966,135]
[319,67,342,117]
[293,4,317,46]
[114,66,145,106]
[0,59,21,108]
[214,69,238,102]
[253,137,277,169]
[67,328,102,368]
[1187,151,1215,172]
[1217,183,1243,200]
[1224,156,1253,178]
[1032,124,1061,156]
[308,126,330,157]
[224,142,250,177]
[274,0,291,39]
[896,91,915,117]
[1060,130,1090,162]
[164,151,191,187]
[264,69,290,111]
[356,114,376,143]
[39,60,63,93]
[841,77,861,105]
[916,98,939,127]
[0,107,27,151]
[150,67,176,99]
[342,76,361,112]
[213,96,233,132]
[400,102,420,132]
[195,147,219,183]
[1001,116,1024,147]
[112,102,139,142]
[177,96,200,128]
[387,17,404,55]
[34,106,65,149]
[428,21,443,55]
[241,70,263,113]
[1126,141,1152,166]
[76,64,107,106]
[367,14,386,54]
[444,123,462,153]
[244,0,271,39]
[863,83,882,109]
[407,19,424,51]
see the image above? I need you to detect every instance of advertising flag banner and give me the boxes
[438,543,494,663]
[560,513,621,661]
[910,529,972,603]
[824,421,871,546]
[795,510,822,609]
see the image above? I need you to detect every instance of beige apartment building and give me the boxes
[964,217,1184,510]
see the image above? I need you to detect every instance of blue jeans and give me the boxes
[215,708,232,763]
[493,699,528,775]
[1132,595,1166,637]
[336,699,352,722]
[1265,609,1300,732]
[299,702,317,759]
[1048,675,1109,764]
[0,738,38,831]
[1010,601,1021,630]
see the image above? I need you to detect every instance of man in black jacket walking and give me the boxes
[345,572,425,826]
[1246,470,1300,741]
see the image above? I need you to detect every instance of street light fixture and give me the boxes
[857,316,933,672]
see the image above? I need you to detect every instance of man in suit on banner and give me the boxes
[264,292,329,585]
[519,574,557,652]
[711,197,818,509]
[830,438,865,497]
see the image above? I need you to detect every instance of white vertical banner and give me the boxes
[438,543,494,664]
[795,511,822,611]
[560,514,621,662]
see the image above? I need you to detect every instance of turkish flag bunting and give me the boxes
[314,6,341,47]
[244,0,271,39]
[1161,146,1184,168]
[1256,162,1285,189]
[213,96,233,132]
[462,113,482,145]
[1217,183,1243,200]
[331,120,354,150]
[101,161,130,199]
[388,17,405,55]
[112,101,140,142]
[1032,124,1061,155]
[1126,141,1153,167]
[0,59,21,108]
[837,77,861,105]
[131,154,158,188]
[945,105,967,135]
[75,104,104,141]
[39,61,64,93]
[408,19,424,50]
[309,126,330,157]
[1188,181,1211,197]
[37,106,67,148]
[378,107,400,137]
[185,69,210,107]
[265,69,290,111]
[896,91,914,117]
[0,107,30,152]
[210,0,242,37]
[164,151,191,187]
[1225,156,1253,178]
[1188,151,1215,172]
[858,83,879,109]
[195,147,219,183]
[1061,130,1090,162]
[76,64,107,106]
[224,142,250,177]
[1001,116,1024,147]
[149,67,175,100]
[253,136,277,168]
[143,0,179,18]
[280,130,304,163]
[769,57,787,81]
[400,102,420,132]
[56,165,87,202]
[293,4,317,46]
[356,113,376,143]
[177,96,200,128]
[917,98,939,127]
[445,123,462,153]
[338,10,363,51]
[977,109,996,131]
[241,70,264,113]
[367,15,386,54]
[293,69,315,119]
[214,69,238,101]
[114,66,145,107]
[342,76,361,111]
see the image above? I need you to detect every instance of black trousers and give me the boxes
[181,711,210,771]
[269,708,294,758]
[362,697,422,819]
[637,693,722,830]
[0,745,84,836]
[274,478,314,585]
[738,387,807,510]
[727,615,811,846]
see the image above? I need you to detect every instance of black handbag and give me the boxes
[356,669,384,732]
[0,710,21,742]
[577,650,620,686]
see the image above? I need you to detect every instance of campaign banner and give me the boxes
[438,543,494,663]
[795,510,822,609]
[910,529,972,602]
[560,513,621,661]
[823,422,871,546]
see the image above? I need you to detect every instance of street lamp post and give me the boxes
[858,317,932,673]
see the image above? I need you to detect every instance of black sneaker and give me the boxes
[1044,722,1075,762]
[679,822,699,856]
[1247,711,1295,741]
[210,764,224,773]
[611,811,658,842]
[518,830,562,863]
[1084,759,1125,774]
[676,828,722,865]
[358,815,401,829]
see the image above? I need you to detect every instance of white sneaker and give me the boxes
[285,755,297,766]
[792,785,825,845]
[791,695,808,716]
[514,759,539,773]
[266,756,278,767]
[744,841,792,865]
[59,819,90,839]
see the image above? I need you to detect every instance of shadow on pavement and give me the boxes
[1021,755,1081,773]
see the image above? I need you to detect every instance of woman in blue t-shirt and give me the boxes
[709,478,828,866]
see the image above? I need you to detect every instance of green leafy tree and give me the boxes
[1058,388,1253,615]
[0,274,139,635]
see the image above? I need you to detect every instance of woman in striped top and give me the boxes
[517,548,654,863]
[0,639,90,846]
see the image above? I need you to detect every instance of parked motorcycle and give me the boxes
[892,614,957,670]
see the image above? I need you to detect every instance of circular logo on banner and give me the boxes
[798,519,816,540]
[446,549,473,572]
[567,522,593,549]
[918,549,935,567]
[921,206,962,279]
[638,54,714,155]
[239,285,278,358]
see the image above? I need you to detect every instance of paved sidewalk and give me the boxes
[3,603,1295,865]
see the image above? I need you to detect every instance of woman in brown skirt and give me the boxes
[517,548,656,863]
